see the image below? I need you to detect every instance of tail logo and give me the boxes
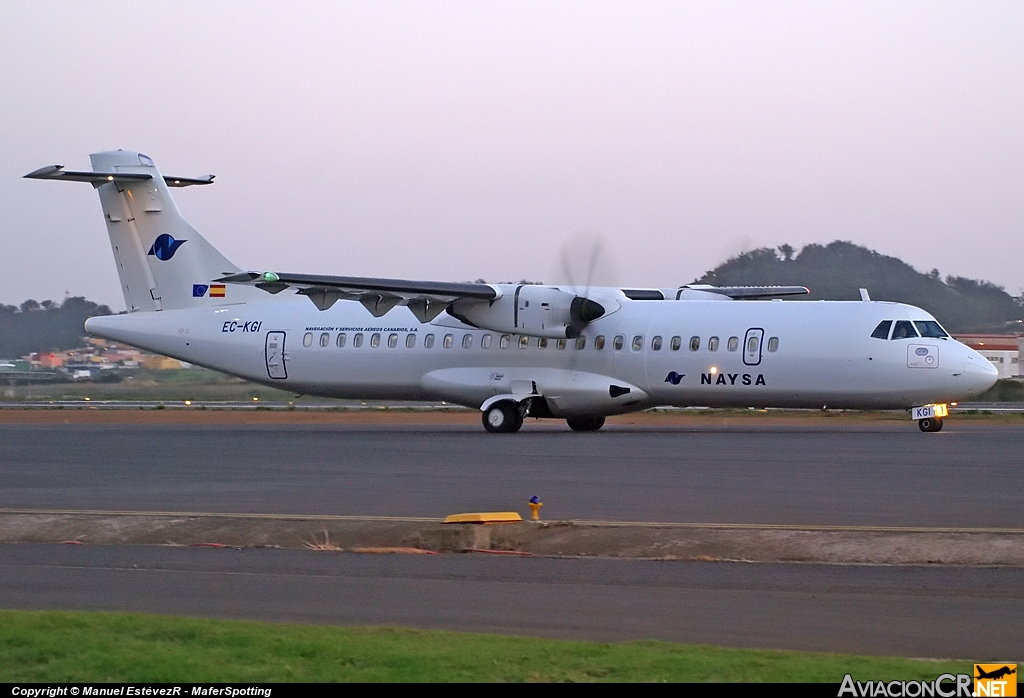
[147,233,187,261]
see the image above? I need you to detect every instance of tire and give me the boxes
[918,417,943,432]
[566,415,606,432]
[483,401,519,433]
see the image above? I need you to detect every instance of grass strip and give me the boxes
[0,609,966,679]
[0,610,970,683]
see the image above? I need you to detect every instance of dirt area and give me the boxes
[2,511,1021,566]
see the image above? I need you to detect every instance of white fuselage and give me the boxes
[85,291,998,415]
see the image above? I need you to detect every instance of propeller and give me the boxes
[553,231,618,337]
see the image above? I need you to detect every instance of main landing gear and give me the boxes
[482,401,523,433]
[482,401,607,434]
[918,417,943,432]
[566,415,605,432]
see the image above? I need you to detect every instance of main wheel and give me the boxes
[483,401,520,433]
[566,415,606,432]
[918,417,943,432]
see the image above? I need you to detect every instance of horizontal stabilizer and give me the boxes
[24,165,214,187]
[683,284,810,299]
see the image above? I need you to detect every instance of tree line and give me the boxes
[696,241,1024,333]
[0,297,113,359]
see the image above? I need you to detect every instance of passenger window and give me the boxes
[727,336,739,352]
[890,321,919,340]
[708,336,719,351]
[424,334,434,349]
[336,333,346,348]
[500,334,511,349]
[767,337,779,352]
[613,335,624,350]
[651,336,663,351]
[594,335,605,350]
[914,321,949,338]
[689,336,700,351]
[353,333,364,348]
[481,334,492,349]
[576,336,586,350]
[632,335,644,351]
[320,332,330,348]
[443,334,454,348]
[462,334,473,349]
[388,333,398,348]
[370,333,381,348]
[746,335,759,353]
[519,336,529,349]
[557,339,567,350]
[670,336,681,351]
[406,334,416,348]
[303,332,313,347]
[871,321,892,340]
[538,338,548,349]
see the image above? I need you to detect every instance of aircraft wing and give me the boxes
[683,284,810,299]
[24,165,214,187]
[215,271,498,320]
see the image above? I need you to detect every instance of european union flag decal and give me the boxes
[193,284,209,297]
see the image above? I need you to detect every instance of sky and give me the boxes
[1,2,1022,311]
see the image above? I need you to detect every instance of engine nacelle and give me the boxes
[448,285,605,339]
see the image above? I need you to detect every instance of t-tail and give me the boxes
[25,150,258,312]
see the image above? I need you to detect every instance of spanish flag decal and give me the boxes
[210,284,226,298]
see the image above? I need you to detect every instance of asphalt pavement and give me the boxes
[2,544,1021,659]
[1,422,1022,526]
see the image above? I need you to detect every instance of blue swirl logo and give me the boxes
[664,371,685,385]
[147,233,187,261]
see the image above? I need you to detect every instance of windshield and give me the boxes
[891,321,919,340]
[914,320,949,338]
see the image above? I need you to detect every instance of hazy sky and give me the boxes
[2,2,1021,310]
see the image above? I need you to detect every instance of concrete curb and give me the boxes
[2,510,1023,566]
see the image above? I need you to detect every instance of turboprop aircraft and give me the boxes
[26,151,998,433]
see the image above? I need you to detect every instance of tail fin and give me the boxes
[27,150,256,312]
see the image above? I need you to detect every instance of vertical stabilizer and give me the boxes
[87,150,255,311]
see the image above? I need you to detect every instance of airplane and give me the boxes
[975,666,1016,681]
[25,150,999,433]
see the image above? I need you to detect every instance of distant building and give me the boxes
[37,352,67,369]
[140,355,185,370]
[953,334,1022,379]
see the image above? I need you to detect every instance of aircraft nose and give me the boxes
[962,350,999,395]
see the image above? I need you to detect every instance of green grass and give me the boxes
[0,610,971,682]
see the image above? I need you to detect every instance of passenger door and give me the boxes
[743,328,764,367]
[265,331,287,379]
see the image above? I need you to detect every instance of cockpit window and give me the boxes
[870,321,892,340]
[890,321,919,340]
[914,321,949,338]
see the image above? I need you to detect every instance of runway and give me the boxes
[1,421,1021,526]
[2,543,1021,659]
[2,419,1023,658]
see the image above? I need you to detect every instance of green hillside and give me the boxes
[696,241,1024,333]
[0,297,113,358]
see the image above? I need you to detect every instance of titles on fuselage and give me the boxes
[701,372,766,386]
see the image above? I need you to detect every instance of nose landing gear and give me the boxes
[918,417,943,432]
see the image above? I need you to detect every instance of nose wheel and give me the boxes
[918,417,943,432]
